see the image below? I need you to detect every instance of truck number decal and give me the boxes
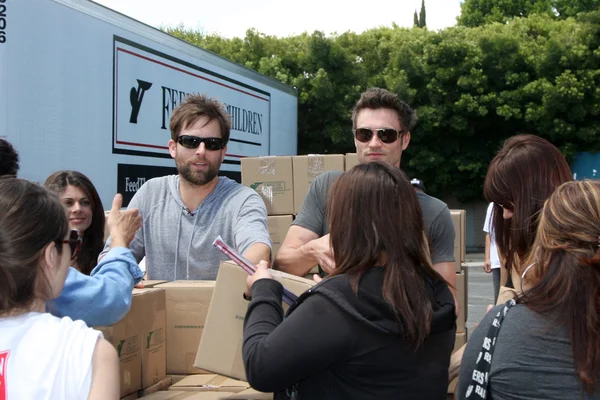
[0,0,6,44]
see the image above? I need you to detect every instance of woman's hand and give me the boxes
[108,194,142,248]
[245,260,273,299]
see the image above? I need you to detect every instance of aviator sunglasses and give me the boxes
[59,229,82,260]
[354,128,405,144]
[177,135,226,151]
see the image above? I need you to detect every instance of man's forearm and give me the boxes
[273,245,317,277]
[484,234,491,262]
[243,243,272,266]
[433,262,458,315]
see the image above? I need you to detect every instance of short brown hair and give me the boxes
[0,177,68,314]
[351,88,418,132]
[169,94,231,143]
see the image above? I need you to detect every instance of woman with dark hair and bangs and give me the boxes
[458,180,600,399]
[449,134,574,385]
[0,177,119,399]
[44,170,144,327]
[241,162,456,400]
[482,134,573,298]
[45,170,106,275]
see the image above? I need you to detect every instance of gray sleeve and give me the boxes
[99,184,146,263]
[456,305,504,399]
[429,206,456,264]
[292,174,327,236]
[235,192,272,254]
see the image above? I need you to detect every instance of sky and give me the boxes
[93,0,463,38]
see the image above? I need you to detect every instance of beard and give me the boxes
[176,158,220,186]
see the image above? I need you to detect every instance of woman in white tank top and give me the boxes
[0,178,119,399]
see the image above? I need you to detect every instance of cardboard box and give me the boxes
[138,280,168,289]
[292,154,345,214]
[453,331,466,354]
[344,153,359,171]
[169,375,191,385]
[224,389,273,399]
[140,392,237,400]
[456,270,467,332]
[194,261,314,380]
[97,292,145,398]
[241,156,294,215]
[448,377,458,395]
[156,281,216,374]
[133,288,167,389]
[138,376,172,397]
[121,392,139,400]
[450,210,466,270]
[267,215,293,258]
[169,375,249,393]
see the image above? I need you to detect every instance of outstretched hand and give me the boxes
[108,194,142,249]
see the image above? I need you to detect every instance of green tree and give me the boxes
[419,0,427,27]
[165,12,600,202]
[457,0,554,26]
[414,10,419,27]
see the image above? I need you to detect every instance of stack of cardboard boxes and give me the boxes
[101,153,469,399]
[449,209,468,397]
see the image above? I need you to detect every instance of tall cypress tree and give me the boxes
[419,0,427,27]
[414,10,419,27]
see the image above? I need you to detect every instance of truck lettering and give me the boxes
[129,79,152,124]
[226,103,263,135]
[0,1,6,44]
[125,177,146,192]
[161,86,190,129]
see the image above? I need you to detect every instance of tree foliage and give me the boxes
[457,0,600,26]
[165,11,600,202]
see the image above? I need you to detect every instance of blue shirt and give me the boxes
[50,247,144,326]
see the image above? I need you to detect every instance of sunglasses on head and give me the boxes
[61,229,82,260]
[354,128,404,144]
[177,135,225,151]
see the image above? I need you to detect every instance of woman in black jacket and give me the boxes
[243,161,456,399]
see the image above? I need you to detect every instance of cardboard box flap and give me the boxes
[170,374,249,392]
[223,389,273,399]
[141,392,238,399]
[137,280,168,288]
[157,281,216,288]
[194,261,314,380]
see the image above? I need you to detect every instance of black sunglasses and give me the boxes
[60,229,82,260]
[354,128,405,144]
[177,135,226,151]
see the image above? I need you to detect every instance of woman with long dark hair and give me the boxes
[242,162,456,399]
[458,180,600,399]
[45,171,144,326]
[45,170,106,275]
[0,177,119,399]
[483,134,573,295]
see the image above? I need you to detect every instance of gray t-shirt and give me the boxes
[100,175,271,281]
[293,171,455,264]
[457,304,600,400]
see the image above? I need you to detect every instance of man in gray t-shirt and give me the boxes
[101,94,271,281]
[274,87,456,303]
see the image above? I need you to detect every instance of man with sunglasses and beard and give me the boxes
[275,87,457,306]
[101,94,271,281]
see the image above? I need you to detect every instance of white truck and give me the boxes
[1,0,298,206]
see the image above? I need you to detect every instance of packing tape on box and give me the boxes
[258,157,276,175]
[307,155,325,178]
[260,185,274,207]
